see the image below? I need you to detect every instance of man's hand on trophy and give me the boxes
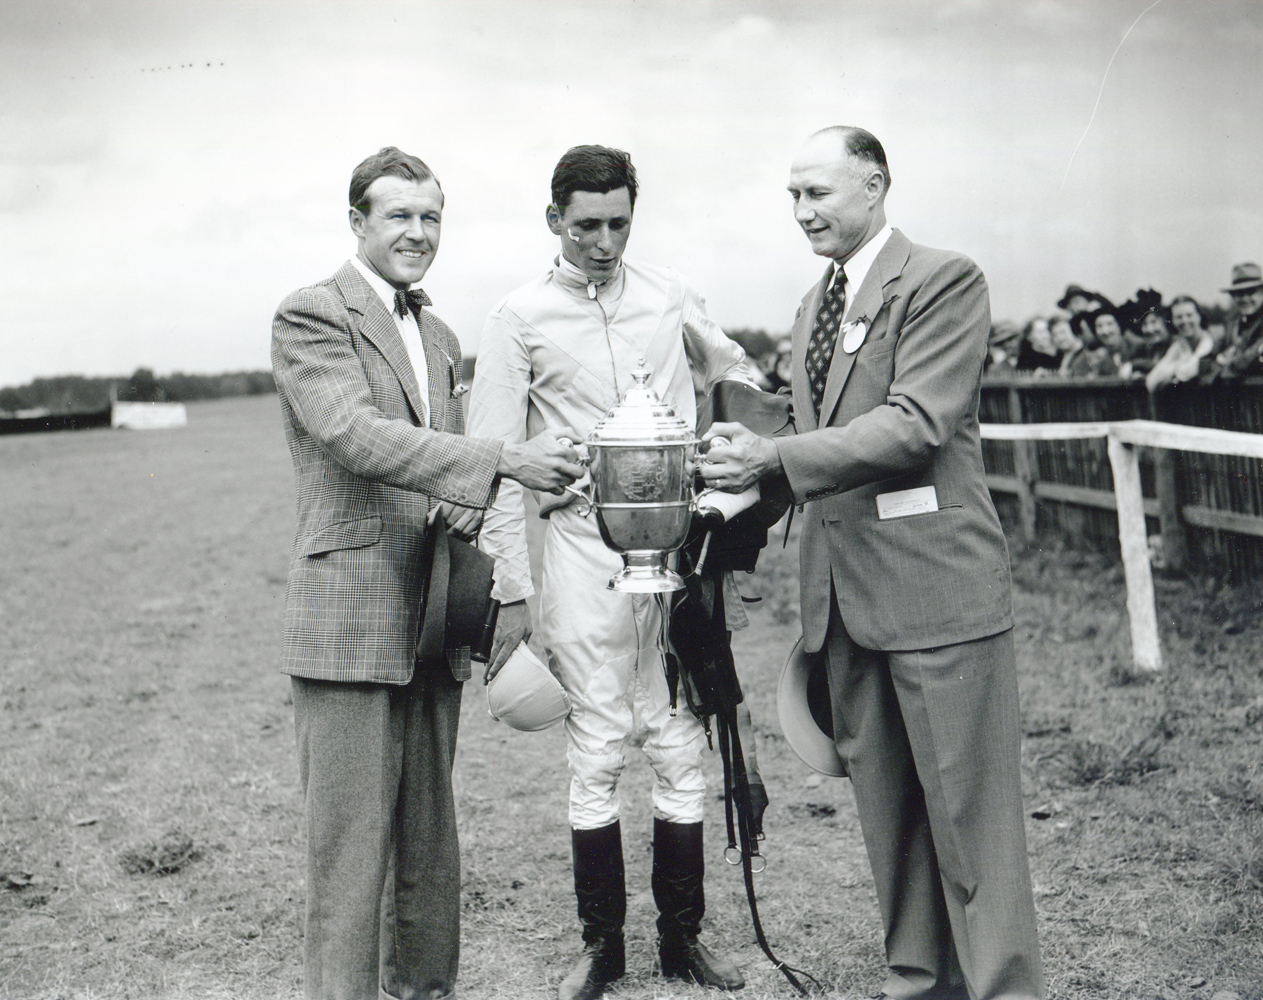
[497,427,585,494]
[701,421,783,493]
[432,502,483,541]
[485,600,533,683]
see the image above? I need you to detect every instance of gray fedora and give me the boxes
[776,638,847,777]
[1222,262,1263,294]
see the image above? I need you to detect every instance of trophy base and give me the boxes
[607,552,684,593]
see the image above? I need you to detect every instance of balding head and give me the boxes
[788,126,890,262]
[799,126,891,193]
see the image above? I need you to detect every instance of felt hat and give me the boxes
[417,511,500,668]
[1056,284,1092,310]
[1222,262,1263,294]
[486,642,571,731]
[988,321,1022,346]
[776,638,846,777]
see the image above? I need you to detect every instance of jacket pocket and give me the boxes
[300,515,383,557]
[856,336,898,362]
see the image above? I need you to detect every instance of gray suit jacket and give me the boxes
[776,229,1013,653]
[271,261,502,684]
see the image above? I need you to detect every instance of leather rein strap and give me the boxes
[664,566,820,996]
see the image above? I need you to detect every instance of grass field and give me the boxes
[1,395,1261,1000]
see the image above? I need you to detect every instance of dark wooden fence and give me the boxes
[0,408,112,436]
[980,375,1263,582]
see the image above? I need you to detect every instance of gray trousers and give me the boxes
[824,604,1043,1000]
[292,668,463,1000]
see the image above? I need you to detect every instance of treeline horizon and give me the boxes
[0,368,277,415]
[3,329,786,416]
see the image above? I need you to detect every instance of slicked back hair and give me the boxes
[550,145,638,212]
[349,147,441,215]
[814,126,892,192]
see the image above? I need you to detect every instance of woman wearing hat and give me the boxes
[1051,314,1085,376]
[1061,309,1123,378]
[1116,289,1171,378]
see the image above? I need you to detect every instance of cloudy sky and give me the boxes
[1,0,1260,386]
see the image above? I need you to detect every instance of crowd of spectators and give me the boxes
[983,261,1263,387]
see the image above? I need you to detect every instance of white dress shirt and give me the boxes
[349,255,430,427]
[834,223,893,322]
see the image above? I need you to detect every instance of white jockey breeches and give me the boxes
[540,504,707,831]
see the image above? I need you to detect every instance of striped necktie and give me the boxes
[804,269,847,416]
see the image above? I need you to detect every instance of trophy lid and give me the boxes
[588,362,694,445]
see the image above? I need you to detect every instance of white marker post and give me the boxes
[1105,433,1162,672]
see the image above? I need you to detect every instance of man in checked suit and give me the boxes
[703,128,1043,999]
[271,146,582,1000]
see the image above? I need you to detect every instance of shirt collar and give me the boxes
[834,223,893,295]
[553,253,625,298]
[350,254,415,316]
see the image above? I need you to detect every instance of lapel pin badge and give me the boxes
[841,318,869,354]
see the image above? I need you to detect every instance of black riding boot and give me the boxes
[652,818,745,990]
[558,821,626,1000]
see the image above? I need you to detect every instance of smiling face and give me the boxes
[1140,311,1170,343]
[1094,313,1123,349]
[1050,317,1080,352]
[1028,319,1055,354]
[1171,300,1202,339]
[547,188,633,281]
[1232,287,1263,318]
[787,133,886,262]
[349,175,443,289]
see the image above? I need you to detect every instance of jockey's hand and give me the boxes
[486,601,532,684]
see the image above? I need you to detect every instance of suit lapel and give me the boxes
[791,268,831,433]
[418,312,447,431]
[334,263,430,426]
[816,229,912,428]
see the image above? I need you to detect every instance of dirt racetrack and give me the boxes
[2,396,1261,999]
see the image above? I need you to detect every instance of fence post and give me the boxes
[1106,434,1162,672]
[1008,386,1037,543]
[1147,390,1188,574]
[1153,448,1188,573]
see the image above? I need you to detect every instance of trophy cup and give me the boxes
[562,363,710,593]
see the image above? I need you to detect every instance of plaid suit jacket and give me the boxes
[271,261,502,684]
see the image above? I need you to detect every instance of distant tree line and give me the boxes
[0,368,276,414]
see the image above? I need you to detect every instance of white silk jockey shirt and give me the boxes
[469,254,753,604]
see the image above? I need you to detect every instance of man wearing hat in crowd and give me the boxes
[271,146,583,1000]
[985,320,1022,373]
[468,145,753,1000]
[702,126,1043,1000]
[1209,262,1263,378]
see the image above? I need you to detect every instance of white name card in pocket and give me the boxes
[876,485,939,520]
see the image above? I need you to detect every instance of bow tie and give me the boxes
[394,287,432,318]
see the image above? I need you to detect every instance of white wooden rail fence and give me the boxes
[979,419,1263,673]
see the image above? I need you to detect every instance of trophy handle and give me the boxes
[557,438,594,516]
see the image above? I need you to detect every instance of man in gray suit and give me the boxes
[702,128,1043,999]
[271,146,581,1000]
